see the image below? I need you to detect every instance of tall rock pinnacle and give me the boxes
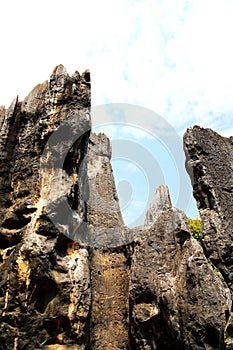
[184,126,233,349]
[144,184,172,225]
[0,67,232,349]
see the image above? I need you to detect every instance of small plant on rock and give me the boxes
[189,218,202,245]
[189,218,219,272]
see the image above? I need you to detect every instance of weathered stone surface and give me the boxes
[130,185,231,349]
[85,133,130,349]
[184,126,233,290]
[0,105,5,130]
[184,126,233,349]
[0,65,130,349]
[0,68,233,349]
[0,65,92,349]
[90,248,130,349]
[144,184,172,226]
[86,132,123,230]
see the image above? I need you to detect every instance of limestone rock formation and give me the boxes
[130,185,231,350]
[0,65,92,349]
[184,126,233,349]
[184,127,233,290]
[0,67,232,349]
[0,65,129,349]
[144,185,172,226]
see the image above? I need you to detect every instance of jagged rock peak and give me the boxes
[184,125,233,288]
[1,67,233,349]
[88,132,112,158]
[144,184,172,225]
[184,126,233,349]
[52,63,68,76]
[131,184,231,349]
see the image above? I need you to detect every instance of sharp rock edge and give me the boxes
[0,67,232,349]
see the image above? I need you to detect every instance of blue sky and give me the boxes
[92,104,193,227]
[1,0,233,226]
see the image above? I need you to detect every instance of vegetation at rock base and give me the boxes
[189,218,219,272]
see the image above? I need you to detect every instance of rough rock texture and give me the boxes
[85,134,129,349]
[0,65,92,349]
[184,126,233,349]
[144,184,172,226]
[184,127,233,289]
[0,65,130,349]
[130,185,231,350]
[0,67,232,349]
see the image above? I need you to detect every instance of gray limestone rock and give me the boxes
[0,68,233,349]
[130,186,231,349]
[144,184,172,226]
[184,126,233,349]
[184,126,233,291]
[0,65,92,349]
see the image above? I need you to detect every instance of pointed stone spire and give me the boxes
[144,184,172,226]
[51,64,67,77]
[49,64,68,92]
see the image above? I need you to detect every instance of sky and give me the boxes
[1,0,233,226]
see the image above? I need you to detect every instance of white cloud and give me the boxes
[126,162,138,172]
[1,0,233,138]
[121,125,153,140]
[1,0,231,225]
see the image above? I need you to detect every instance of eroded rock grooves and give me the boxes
[0,66,232,349]
[184,127,233,349]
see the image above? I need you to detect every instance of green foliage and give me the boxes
[189,219,202,245]
[189,218,219,272]
[207,258,219,273]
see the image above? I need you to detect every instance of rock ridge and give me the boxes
[0,67,232,349]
